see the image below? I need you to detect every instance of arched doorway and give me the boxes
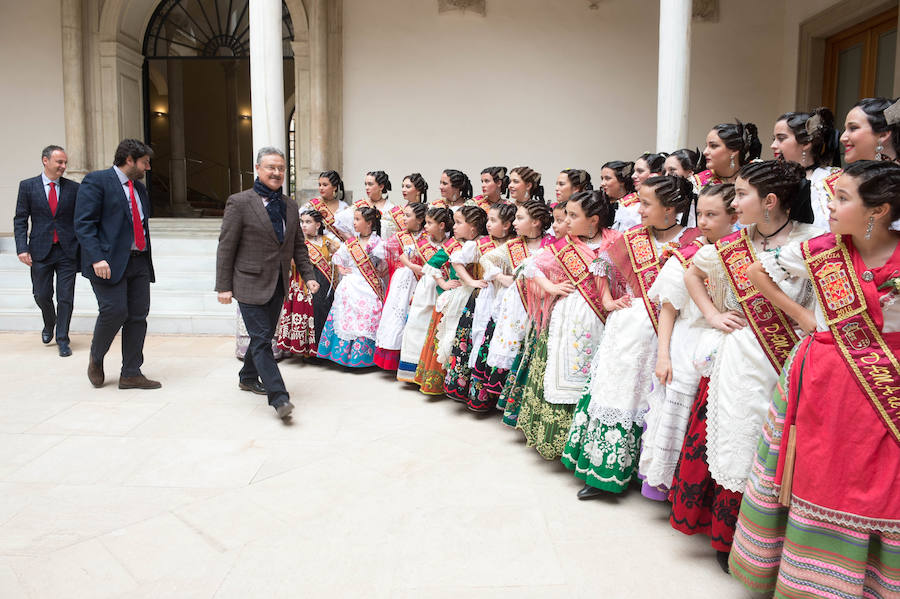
[142,0,295,217]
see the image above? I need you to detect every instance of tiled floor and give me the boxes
[0,332,757,598]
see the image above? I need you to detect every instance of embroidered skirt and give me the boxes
[443,292,478,401]
[316,313,376,368]
[413,309,445,395]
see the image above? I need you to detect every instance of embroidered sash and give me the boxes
[505,236,531,307]
[549,235,606,323]
[346,237,384,302]
[307,197,343,239]
[716,229,799,371]
[473,195,492,211]
[822,169,843,202]
[622,226,665,332]
[477,235,498,256]
[619,192,639,208]
[802,234,900,446]
[668,238,705,268]
[416,236,440,264]
[430,198,448,208]
[388,205,406,232]
[353,198,373,210]
[394,230,422,280]
[691,169,723,192]
[306,239,332,284]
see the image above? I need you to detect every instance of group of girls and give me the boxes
[273,96,900,599]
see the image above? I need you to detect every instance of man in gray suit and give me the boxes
[215,147,319,420]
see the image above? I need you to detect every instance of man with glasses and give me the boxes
[215,147,319,421]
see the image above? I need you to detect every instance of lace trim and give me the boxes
[584,405,649,429]
[789,495,900,534]
[705,343,751,494]
[422,263,443,279]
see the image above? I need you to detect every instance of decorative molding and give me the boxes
[437,0,486,16]
[692,0,718,22]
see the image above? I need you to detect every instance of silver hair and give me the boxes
[41,145,65,160]
[255,146,285,165]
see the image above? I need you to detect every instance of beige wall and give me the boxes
[0,0,66,231]
[341,0,789,201]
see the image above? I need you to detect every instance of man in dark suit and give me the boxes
[216,147,319,420]
[13,145,80,356]
[74,139,161,390]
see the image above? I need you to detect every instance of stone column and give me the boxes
[223,62,243,194]
[309,0,328,171]
[656,0,692,151]
[61,0,88,179]
[250,0,287,174]
[166,58,192,215]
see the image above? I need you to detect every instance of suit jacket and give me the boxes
[13,175,80,261]
[215,188,316,305]
[74,167,155,284]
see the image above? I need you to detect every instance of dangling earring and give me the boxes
[764,207,770,223]
[876,143,884,161]
[664,213,669,226]
[801,149,807,164]
[866,216,875,239]
[729,154,735,170]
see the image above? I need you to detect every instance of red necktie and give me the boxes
[48,181,59,243]
[128,180,146,251]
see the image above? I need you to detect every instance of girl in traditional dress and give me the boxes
[367,171,405,241]
[561,175,700,499]
[611,152,666,232]
[600,160,637,232]
[401,172,428,205]
[474,166,509,211]
[413,206,487,395]
[440,169,474,212]
[554,168,592,205]
[663,148,699,178]
[668,160,822,572]
[471,201,552,414]
[507,166,544,206]
[276,209,338,357]
[374,202,428,370]
[316,206,387,368]
[771,107,842,230]
[549,201,569,244]
[639,184,737,502]
[692,120,762,194]
[397,207,454,382]
[303,170,352,241]
[515,190,621,460]
[728,160,900,597]
[444,203,515,400]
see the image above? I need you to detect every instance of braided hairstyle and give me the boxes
[490,202,517,238]
[841,160,900,221]
[643,175,697,226]
[458,205,488,238]
[404,172,429,203]
[511,166,544,202]
[568,190,615,230]
[712,120,763,167]
[520,199,553,232]
[302,208,326,236]
[777,107,841,168]
[601,160,637,195]
[853,97,900,159]
[406,201,428,230]
[699,183,736,214]
[366,171,392,198]
[637,152,669,173]
[443,169,474,201]
[561,168,593,192]
[737,160,810,223]
[426,206,454,234]
[482,166,510,198]
[355,206,382,237]
[318,170,345,202]
[668,148,701,173]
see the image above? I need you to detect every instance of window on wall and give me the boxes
[823,7,898,126]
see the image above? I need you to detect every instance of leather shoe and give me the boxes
[88,356,104,388]
[576,484,606,500]
[58,341,72,357]
[118,374,162,390]
[42,328,53,344]
[238,380,267,395]
[275,400,294,420]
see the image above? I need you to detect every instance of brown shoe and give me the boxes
[118,375,162,390]
[88,356,104,388]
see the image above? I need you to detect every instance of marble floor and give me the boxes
[0,332,757,598]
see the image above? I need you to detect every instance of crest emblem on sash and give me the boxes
[561,248,586,278]
[725,250,753,290]
[841,321,871,350]
[750,297,773,321]
[631,235,654,264]
[815,262,855,311]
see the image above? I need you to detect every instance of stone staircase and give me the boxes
[0,219,236,335]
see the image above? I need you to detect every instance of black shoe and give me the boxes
[42,328,53,344]
[576,484,606,500]
[239,380,267,395]
[716,550,731,574]
[275,400,294,420]
[58,341,72,357]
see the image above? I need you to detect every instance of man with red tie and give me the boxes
[74,139,161,390]
[13,145,80,357]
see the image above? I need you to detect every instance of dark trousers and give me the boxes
[31,244,78,342]
[89,252,151,377]
[238,279,289,407]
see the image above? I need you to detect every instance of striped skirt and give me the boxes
[728,351,900,598]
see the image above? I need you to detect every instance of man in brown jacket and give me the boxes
[215,147,319,420]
